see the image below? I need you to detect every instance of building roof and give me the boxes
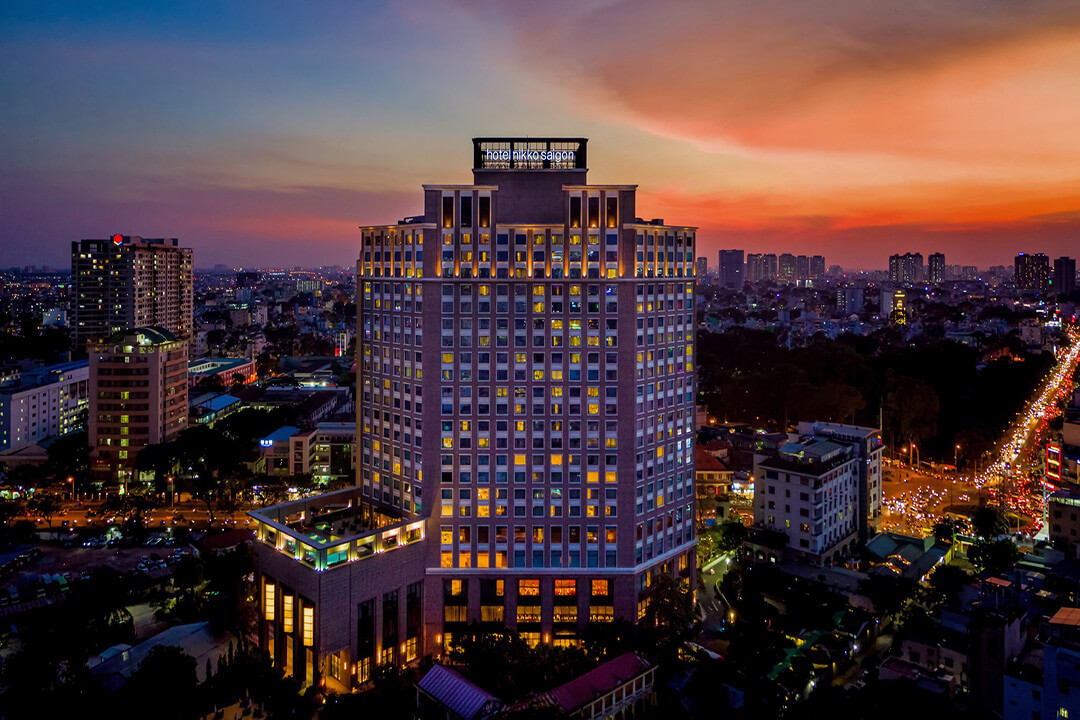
[199,529,253,553]
[89,622,231,685]
[108,326,177,345]
[416,664,504,720]
[196,394,241,412]
[695,446,729,472]
[261,426,299,444]
[1051,607,1080,627]
[549,653,651,714]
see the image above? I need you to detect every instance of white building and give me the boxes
[797,421,884,540]
[752,422,882,565]
[0,361,90,452]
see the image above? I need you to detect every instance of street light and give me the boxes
[68,476,74,501]
[954,444,961,471]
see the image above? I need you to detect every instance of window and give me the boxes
[283,595,294,633]
[302,606,314,647]
[264,583,275,621]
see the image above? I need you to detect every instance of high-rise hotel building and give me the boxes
[250,138,697,688]
[359,136,697,634]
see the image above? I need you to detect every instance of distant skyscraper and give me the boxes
[810,255,825,281]
[71,235,193,349]
[763,253,778,281]
[795,255,810,282]
[746,253,765,282]
[778,253,796,282]
[1054,257,1077,296]
[695,256,708,280]
[1015,253,1051,294]
[717,249,744,287]
[888,253,924,284]
[928,253,945,285]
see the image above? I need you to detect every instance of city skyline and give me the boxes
[4,1,1080,269]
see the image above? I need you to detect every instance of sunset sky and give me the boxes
[3,0,1080,269]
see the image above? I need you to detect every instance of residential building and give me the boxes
[799,421,884,540]
[763,253,778,281]
[71,235,193,349]
[695,256,707,281]
[809,255,825,282]
[751,421,882,564]
[836,287,865,316]
[778,253,796,283]
[1054,256,1077,296]
[717,249,744,288]
[252,136,697,687]
[1005,607,1080,720]
[0,361,89,452]
[928,252,945,285]
[889,252,924,284]
[89,327,188,488]
[745,253,765,283]
[795,255,809,282]
[1048,490,1080,556]
[1015,252,1050,294]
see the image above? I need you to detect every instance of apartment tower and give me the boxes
[71,235,194,349]
[88,328,188,487]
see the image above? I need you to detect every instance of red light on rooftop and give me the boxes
[112,234,123,245]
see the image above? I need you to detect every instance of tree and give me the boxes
[134,442,180,492]
[882,374,940,451]
[926,564,971,607]
[29,493,60,528]
[717,521,748,552]
[857,574,915,617]
[124,646,199,720]
[969,539,1020,575]
[641,574,697,661]
[971,506,1007,539]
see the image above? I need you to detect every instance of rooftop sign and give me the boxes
[473,137,587,171]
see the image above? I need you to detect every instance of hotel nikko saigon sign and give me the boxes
[473,137,588,170]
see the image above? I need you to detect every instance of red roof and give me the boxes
[550,653,650,713]
[695,446,729,472]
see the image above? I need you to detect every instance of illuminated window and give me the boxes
[554,579,576,596]
[264,583,275,621]
[283,595,294,633]
[591,579,609,596]
[301,606,314,647]
[518,579,540,596]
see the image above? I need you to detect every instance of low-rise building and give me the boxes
[0,360,89,452]
[1048,490,1080,556]
[1005,607,1080,720]
[187,356,256,389]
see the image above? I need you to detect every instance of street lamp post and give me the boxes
[955,444,960,471]
[68,476,74,501]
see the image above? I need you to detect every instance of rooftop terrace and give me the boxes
[248,487,424,572]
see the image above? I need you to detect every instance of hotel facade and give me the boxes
[252,138,698,689]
